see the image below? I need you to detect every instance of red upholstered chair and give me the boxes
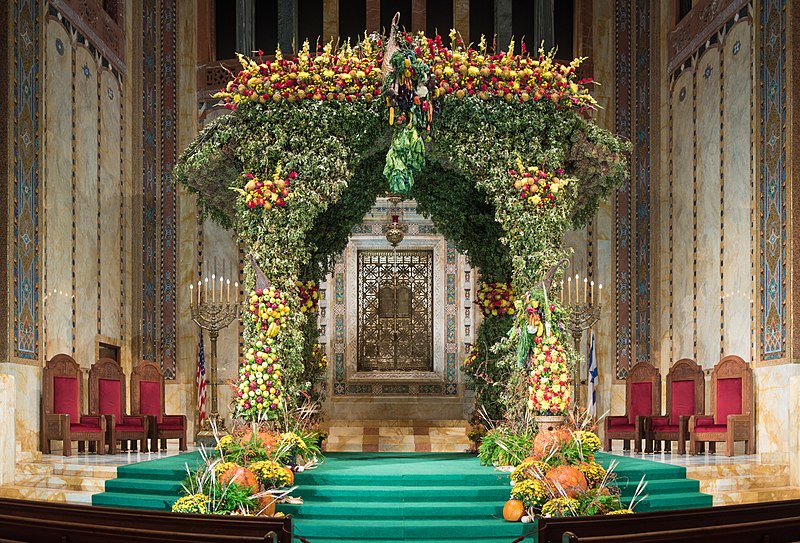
[41,354,106,456]
[89,358,150,454]
[689,355,754,456]
[603,362,661,453]
[131,361,187,451]
[649,358,704,455]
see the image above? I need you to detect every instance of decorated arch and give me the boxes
[175,25,628,424]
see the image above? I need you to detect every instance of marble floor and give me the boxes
[34,443,198,467]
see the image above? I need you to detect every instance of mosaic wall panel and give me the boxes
[634,0,651,364]
[141,0,178,377]
[614,0,632,378]
[12,0,41,360]
[759,0,786,359]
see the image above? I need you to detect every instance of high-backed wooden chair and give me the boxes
[131,361,187,451]
[689,355,754,456]
[41,354,106,456]
[604,361,661,453]
[649,358,705,454]
[89,358,149,454]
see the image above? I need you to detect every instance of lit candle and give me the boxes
[204,278,208,303]
[567,276,572,304]
[574,274,579,303]
[598,284,603,305]
[560,280,564,303]
[197,281,201,305]
[234,281,239,302]
[211,274,216,303]
[189,284,193,307]
[220,276,224,303]
[227,279,231,303]
[590,280,595,305]
[584,277,588,305]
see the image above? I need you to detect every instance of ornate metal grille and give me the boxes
[357,250,434,372]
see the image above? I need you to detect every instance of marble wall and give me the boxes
[0,375,17,484]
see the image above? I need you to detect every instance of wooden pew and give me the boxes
[0,498,293,543]
[537,499,800,543]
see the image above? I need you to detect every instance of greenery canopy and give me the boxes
[175,29,628,422]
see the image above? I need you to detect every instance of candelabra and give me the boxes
[190,274,239,442]
[561,274,602,410]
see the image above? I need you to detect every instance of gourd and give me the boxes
[503,499,525,522]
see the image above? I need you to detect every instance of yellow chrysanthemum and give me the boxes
[573,431,601,454]
[510,459,550,483]
[171,493,208,514]
[607,509,634,515]
[510,478,549,508]
[217,435,234,451]
[577,461,606,486]
[541,497,580,517]
[249,460,292,488]
[214,461,240,478]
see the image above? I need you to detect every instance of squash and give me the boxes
[545,465,588,498]
[220,466,258,492]
[283,466,295,486]
[503,499,526,522]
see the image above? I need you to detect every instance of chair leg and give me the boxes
[726,436,734,457]
[140,438,148,453]
[109,438,117,455]
[604,437,612,452]
[63,438,72,457]
[43,438,51,455]
[709,442,716,454]
[664,440,672,453]
[179,437,187,451]
[689,436,697,455]
[745,438,753,455]
[160,439,167,451]
[98,435,105,455]
[88,441,96,453]
[678,438,686,455]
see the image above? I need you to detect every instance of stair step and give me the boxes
[92,491,175,510]
[103,477,184,495]
[13,473,108,492]
[634,491,713,512]
[699,474,790,492]
[293,518,527,540]
[0,485,94,505]
[280,500,505,519]
[295,484,512,502]
[712,486,800,506]
[685,463,788,479]
[17,463,54,476]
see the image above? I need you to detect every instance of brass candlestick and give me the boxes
[562,276,602,410]
[190,276,239,440]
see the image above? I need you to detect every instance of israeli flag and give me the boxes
[588,332,598,417]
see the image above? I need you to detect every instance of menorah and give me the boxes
[560,273,602,409]
[190,272,239,441]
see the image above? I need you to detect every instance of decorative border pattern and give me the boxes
[759,0,786,359]
[160,0,177,378]
[0,0,8,360]
[634,0,651,364]
[141,0,158,363]
[614,0,632,378]
[12,0,41,361]
[445,240,458,395]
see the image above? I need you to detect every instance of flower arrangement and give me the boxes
[477,282,516,317]
[172,494,209,514]
[528,335,571,414]
[237,168,296,210]
[249,460,293,488]
[501,417,646,521]
[296,280,320,313]
[511,162,569,209]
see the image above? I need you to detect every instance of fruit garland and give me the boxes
[237,288,292,417]
[296,280,320,313]
[527,334,571,414]
[510,162,569,209]
[476,282,516,318]
[241,168,296,210]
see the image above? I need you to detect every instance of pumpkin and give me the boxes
[220,466,258,492]
[283,466,295,486]
[503,499,525,522]
[545,465,588,498]
[532,427,570,458]
[257,494,277,516]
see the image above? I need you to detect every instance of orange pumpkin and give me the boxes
[545,465,588,498]
[532,427,570,458]
[503,499,525,522]
[220,466,258,492]
[283,467,295,486]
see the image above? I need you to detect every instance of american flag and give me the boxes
[197,332,207,424]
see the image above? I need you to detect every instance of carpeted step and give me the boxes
[295,472,510,487]
[292,518,528,540]
[103,477,184,496]
[614,476,700,497]
[279,500,505,519]
[92,491,175,510]
[633,491,713,512]
[294,484,511,502]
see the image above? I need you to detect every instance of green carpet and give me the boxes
[92,451,712,542]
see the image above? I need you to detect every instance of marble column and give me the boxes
[0,374,15,485]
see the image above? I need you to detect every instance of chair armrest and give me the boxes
[122,415,147,426]
[162,414,187,428]
[651,416,670,425]
[689,415,714,431]
[727,414,752,434]
[79,415,107,430]
[606,416,629,428]
[44,413,69,437]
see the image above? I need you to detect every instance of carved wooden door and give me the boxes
[357,250,433,372]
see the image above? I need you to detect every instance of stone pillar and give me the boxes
[0,374,16,485]
[790,376,800,485]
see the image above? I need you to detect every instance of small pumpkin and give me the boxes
[220,466,258,492]
[283,466,295,486]
[545,465,588,498]
[503,499,526,522]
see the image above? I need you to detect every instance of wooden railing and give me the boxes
[0,498,293,543]
[537,499,800,543]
